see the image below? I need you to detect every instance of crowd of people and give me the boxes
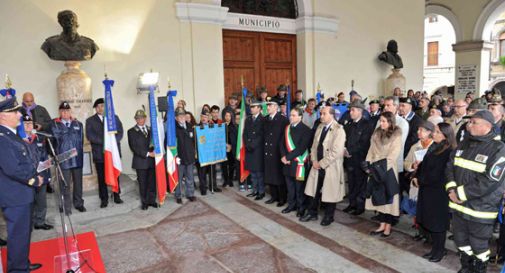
[2,85,505,272]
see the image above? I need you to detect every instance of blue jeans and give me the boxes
[175,164,195,198]
[250,172,265,194]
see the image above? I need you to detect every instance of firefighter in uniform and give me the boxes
[446,110,505,273]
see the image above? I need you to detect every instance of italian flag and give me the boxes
[236,87,250,182]
[285,125,308,181]
[166,91,179,193]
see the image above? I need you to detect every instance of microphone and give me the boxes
[32,129,54,138]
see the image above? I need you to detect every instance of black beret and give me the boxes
[93,98,104,108]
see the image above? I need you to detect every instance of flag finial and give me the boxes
[4,74,12,89]
[168,77,171,90]
[317,82,320,91]
[241,75,244,88]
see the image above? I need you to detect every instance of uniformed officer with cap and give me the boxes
[50,101,86,214]
[128,109,158,210]
[244,99,266,199]
[447,110,505,273]
[456,98,488,143]
[0,97,43,272]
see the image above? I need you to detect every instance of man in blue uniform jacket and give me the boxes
[0,97,43,272]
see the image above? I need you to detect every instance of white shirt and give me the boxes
[98,114,103,122]
[1,125,16,134]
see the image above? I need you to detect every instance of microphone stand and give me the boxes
[46,138,75,273]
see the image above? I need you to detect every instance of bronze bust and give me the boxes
[378,40,403,69]
[41,10,99,61]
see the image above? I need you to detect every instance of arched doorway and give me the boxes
[221,0,299,101]
[423,12,457,94]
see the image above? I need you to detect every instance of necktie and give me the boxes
[66,121,71,128]
[142,127,148,137]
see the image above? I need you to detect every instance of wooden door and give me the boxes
[223,30,296,102]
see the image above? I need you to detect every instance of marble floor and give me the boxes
[1,174,503,273]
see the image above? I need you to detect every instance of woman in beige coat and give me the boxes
[365,112,402,237]
[301,106,346,226]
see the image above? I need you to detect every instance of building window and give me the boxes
[427,41,439,66]
[500,32,505,57]
[428,15,438,23]
[222,0,297,19]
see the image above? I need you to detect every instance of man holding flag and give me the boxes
[86,97,124,208]
[128,110,158,210]
[236,87,250,192]
[174,107,196,204]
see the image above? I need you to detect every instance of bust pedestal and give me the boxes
[56,61,97,192]
[384,69,406,96]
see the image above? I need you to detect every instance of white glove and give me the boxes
[176,157,181,165]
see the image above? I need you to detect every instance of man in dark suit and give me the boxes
[264,98,289,206]
[85,98,124,208]
[398,97,423,196]
[244,100,266,200]
[343,100,374,215]
[280,107,312,216]
[174,108,196,204]
[127,110,157,210]
[0,97,43,272]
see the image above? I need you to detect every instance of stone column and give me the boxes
[452,40,493,99]
[56,61,97,191]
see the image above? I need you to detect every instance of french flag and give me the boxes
[103,78,121,192]
[148,86,167,204]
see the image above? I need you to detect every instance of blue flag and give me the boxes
[286,84,291,115]
[166,90,177,147]
[103,79,118,132]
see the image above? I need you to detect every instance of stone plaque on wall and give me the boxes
[456,64,477,93]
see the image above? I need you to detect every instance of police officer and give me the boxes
[85,98,124,208]
[22,114,53,230]
[244,99,266,200]
[50,101,85,214]
[446,110,505,273]
[128,109,158,210]
[0,97,43,272]
[263,97,289,206]
[343,100,374,215]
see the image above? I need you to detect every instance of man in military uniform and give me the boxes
[23,114,53,231]
[244,100,266,200]
[263,98,289,207]
[0,97,43,272]
[85,98,124,208]
[174,108,197,204]
[272,85,288,104]
[128,110,158,210]
[343,100,374,215]
[50,101,85,214]
[446,110,505,273]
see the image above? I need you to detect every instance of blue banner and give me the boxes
[149,85,162,154]
[196,125,227,166]
[103,79,118,132]
[166,90,177,147]
[286,84,291,115]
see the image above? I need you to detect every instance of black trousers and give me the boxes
[307,169,336,219]
[269,184,287,203]
[377,212,394,224]
[429,230,447,257]
[2,204,32,272]
[221,152,235,186]
[453,213,494,261]
[498,222,505,257]
[197,163,217,192]
[346,165,367,210]
[399,171,410,197]
[95,162,121,203]
[286,176,305,210]
[136,168,156,205]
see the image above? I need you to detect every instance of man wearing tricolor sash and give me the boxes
[280,107,311,217]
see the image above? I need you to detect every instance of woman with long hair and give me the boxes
[222,110,237,187]
[366,111,403,237]
[413,122,456,262]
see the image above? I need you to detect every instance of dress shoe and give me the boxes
[320,217,334,226]
[34,223,54,230]
[29,263,42,271]
[255,193,265,200]
[149,203,160,208]
[113,196,124,204]
[351,209,364,216]
[188,196,196,202]
[380,232,391,238]
[213,188,222,192]
[422,252,433,259]
[296,209,305,218]
[246,192,258,197]
[75,206,87,212]
[265,198,276,204]
[201,191,207,196]
[0,238,6,246]
[141,204,148,210]
[282,207,296,214]
[300,214,318,222]
[413,234,425,241]
[221,183,228,188]
[176,198,182,204]
[276,201,286,207]
[343,205,355,213]
[100,201,108,208]
[369,230,384,236]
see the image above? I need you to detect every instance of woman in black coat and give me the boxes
[413,122,456,262]
[222,110,237,187]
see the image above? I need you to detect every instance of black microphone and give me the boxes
[32,130,54,138]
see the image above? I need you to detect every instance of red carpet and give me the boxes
[1,231,106,273]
